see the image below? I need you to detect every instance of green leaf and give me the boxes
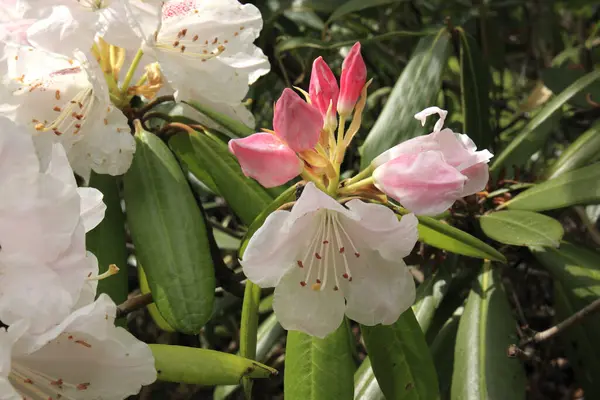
[327,0,405,23]
[413,268,451,334]
[169,131,273,226]
[430,306,463,399]
[360,31,451,168]
[504,163,600,211]
[531,243,600,398]
[541,67,600,108]
[545,121,600,179]
[491,68,600,173]
[354,358,385,400]
[362,308,439,400]
[480,210,564,247]
[87,172,128,305]
[451,262,525,400]
[285,321,354,400]
[407,212,505,262]
[182,100,254,137]
[151,344,277,385]
[458,29,492,150]
[138,266,176,332]
[240,281,261,397]
[123,125,215,334]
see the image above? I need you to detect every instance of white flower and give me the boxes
[0,42,135,181]
[0,118,105,333]
[0,294,157,400]
[241,183,418,338]
[18,0,141,54]
[135,0,270,127]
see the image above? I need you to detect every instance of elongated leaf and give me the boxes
[531,243,600,398]
[430,306,463,399]
[417,215,505,262]
[327,0,404,22]
[182,100,253,137]
[541,67,600,108]
[545,121,600,179]
[451,262,525,400]
[458,29,492,150]
[413,268,451,334]
[354,358,385,400]
[240,281,261,397]
[491,69,600,172]
[361,31,451,167]
[151,344,277,385]
[123,126,215,334]
[87,172,128,304]
[285,321,354,400]
[480,210,564,247]
[138,266,175,332]
[170,131,273,226]
[504,163,600,211]
[362,309,439,400]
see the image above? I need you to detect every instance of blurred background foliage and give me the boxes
[125,0,600,399]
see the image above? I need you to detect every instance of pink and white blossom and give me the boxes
[241,182,418,338]
[337,42,366,117]
[273,88,323,152]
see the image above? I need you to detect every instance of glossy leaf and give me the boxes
[240,281,261,397]
[541,67,600,108]
[182,100,254,137]
[123,126,215,334]
[413,268,451,334]
[531,243,600,399]
[361,31,452,167]
[151,344,277,385]
[480,210,564,247]
[285,321,355,400]
[545,121,600,179]
[430,306,464,399]
[458,29,492,150]
[138,266,176,333]
[362,309,439,400]
[354,358,385,400]
[491,68,600,173]
[87,172,128,305]
[504,163,600,211]
[170,131,273,226]
[451,262,525,400]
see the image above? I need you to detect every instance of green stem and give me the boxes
[344,164,375,186]
[120,48,144,93]
[338,177,375,194]
[301,170,328,193]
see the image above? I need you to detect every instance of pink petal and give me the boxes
[228,133,303,188]
[309,56,339,120]
[461,162,489,196]
[273,88,323,152]
[337,42,366,116]
[373,151,467,216]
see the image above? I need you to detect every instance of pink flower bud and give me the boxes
[273,88,323,152]
[372,108,493,215]
[337,42,366,116]
[309,56,339,123]
[229,133,304,188]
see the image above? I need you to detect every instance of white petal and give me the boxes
[343,200,418,260]
[13,294,156,399]
[241,210,314,287]
[414,106,447,132]
[0,321,28,400]
[77,187,106,232]
[344,255,415,326]
[273,267,345,338]
[286,182,357,230]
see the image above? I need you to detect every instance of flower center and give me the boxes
[9,362,85,399]
[297,211,360,292]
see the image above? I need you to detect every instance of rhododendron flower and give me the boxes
[273,88,323,152]
[228,132,303,188]
[0,294,156,400]
[241,183,418,338]
[372,107,493,216]
[0,43,135,181]
[0,118,105,333]
[135,0,270,127]
[309,56,339,130]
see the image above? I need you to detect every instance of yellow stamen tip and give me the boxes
[311,283,322,291]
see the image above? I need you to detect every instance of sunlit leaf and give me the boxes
[480,210,564,247]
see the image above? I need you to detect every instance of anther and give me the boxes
[355,252,360,258]
[53,106,61,112]
[192,35,198,41]
[300,281,307,287]
[181,45,186,53]
[316,279,321,284]
[333,286,339,291]
[173,40,179,47]
[323,240,329,244]
[339,247,345,253]
[343,273,349,279]
[315,252,322,260]
[297,260,304,268]
[55,90,60,100]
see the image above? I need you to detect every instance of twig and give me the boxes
[574,206,600,247]
[136,95,175,116]
[523,296,600,344]
[209,218,245,239]
[116,293,154,318]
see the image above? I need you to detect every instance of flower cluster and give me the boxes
[0,0,270,181]
[229,43,493,338]
[0,118,156,399]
